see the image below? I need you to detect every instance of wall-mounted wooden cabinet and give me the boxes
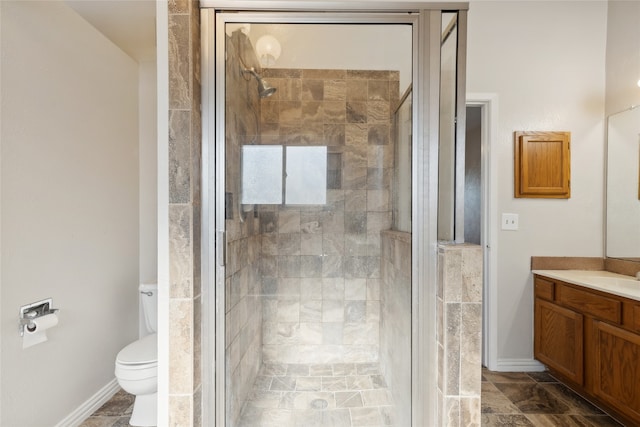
[515,131,571,198]
[534,274,640,425]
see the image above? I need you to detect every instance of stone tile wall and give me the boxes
[437,243,482,427]
[380,231,412,427]
[224,31,264,426]
[167,0,202,426]
[257,68,400,364]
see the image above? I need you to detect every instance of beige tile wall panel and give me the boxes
[168,0,201,425]
[437,243,482,427]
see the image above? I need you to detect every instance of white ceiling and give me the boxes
[65,0,156,62]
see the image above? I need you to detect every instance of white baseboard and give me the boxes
[54,378,120,427]
[493,358,546,372]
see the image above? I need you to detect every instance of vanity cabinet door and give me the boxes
[592,320,640,422]
[534,298,584,385]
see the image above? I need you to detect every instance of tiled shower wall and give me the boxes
[257,68,400,364]
[380,230,412,427]
[224,31,264,425]
[437,243,482,427]
[167,0,202,425]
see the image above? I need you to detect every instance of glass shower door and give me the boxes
[201,6,468,426]
[222,20,413,427]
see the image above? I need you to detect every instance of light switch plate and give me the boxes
[502,213,519,230]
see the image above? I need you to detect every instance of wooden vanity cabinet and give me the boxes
[534,298,584,384]
[592,320,640,421]
[534,274,640,425]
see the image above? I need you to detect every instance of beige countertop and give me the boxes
[532,269,640,301]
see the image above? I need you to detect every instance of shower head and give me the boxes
[257,77,277,99]
[244,67,277,98]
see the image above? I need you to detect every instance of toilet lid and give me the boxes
[116,333,157,365]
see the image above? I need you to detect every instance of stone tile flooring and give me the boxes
[80,388,133,427]
[236,362,394,427]
[481,368,623,426]
[87,367,626,427]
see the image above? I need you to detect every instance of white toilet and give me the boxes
[115,283,158,426]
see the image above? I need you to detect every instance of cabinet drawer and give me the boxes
[556,284,621,324]
[534,276,555,301]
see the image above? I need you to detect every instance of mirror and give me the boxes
[606,105,640,261]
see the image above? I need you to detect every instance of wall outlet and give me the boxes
[501,213,519,230]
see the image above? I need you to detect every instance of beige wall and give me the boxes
[467,0,608,369]
[140,59,159,286]
[0,1,139,424]
[247,24,413,94]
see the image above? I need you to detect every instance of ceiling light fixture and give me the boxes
[255,35,281,67]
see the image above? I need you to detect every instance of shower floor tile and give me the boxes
[237,362,395,427]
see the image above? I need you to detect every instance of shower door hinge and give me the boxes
[217,230,226,267]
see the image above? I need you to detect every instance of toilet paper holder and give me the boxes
[19,298,59,336]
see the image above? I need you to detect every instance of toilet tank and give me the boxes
[139,283,158,336]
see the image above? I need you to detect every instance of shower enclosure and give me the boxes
[202,4,467,426]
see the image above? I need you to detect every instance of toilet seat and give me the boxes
[116,333,157,365]
[115,362,156,381]
[115,333,158,383]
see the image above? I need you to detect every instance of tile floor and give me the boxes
[80,389,134,427]
[84,367,626,427]
[481,368,623,426]
[237,362,394,427]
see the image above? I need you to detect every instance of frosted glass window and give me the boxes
[285,146,327,205]
[241,145,283,204]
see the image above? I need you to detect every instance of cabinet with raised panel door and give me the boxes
[534,296,583,385]
[534,274,640,426]
[591,320,640,421]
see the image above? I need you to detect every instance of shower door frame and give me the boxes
[201,3,468,425]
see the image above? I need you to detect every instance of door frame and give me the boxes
[466,93,499,370]
[201,4,468,425]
